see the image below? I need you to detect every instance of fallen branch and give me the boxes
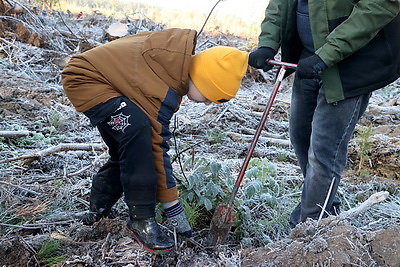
[9,0,49,33]
[66,152,108,177]
[239,127,286,139]
[312,191,390,230]
[227,108,252,123]
[0,180,43,196]
[0,37,19,49]
[56,11,79,39]
[214,105,230,122]
[291,191,391,238]
[0,130,31,138]
[368,104,400,115]
[313,191,391,232]
[226,131,290,147]
[0,143,107,164]
[338,191,390,220]
[0,220,75,229]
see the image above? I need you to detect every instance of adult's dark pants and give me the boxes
[288,75,371,227]
[85,96,157,219]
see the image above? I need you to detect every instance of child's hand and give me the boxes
[248,47,277,72]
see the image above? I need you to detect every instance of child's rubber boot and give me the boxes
[126,217,174,254]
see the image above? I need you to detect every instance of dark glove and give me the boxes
[164,201,192,238]
[248,47,277,72]
[297,54,327,79]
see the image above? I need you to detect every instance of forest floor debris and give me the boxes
[1,1,400,266]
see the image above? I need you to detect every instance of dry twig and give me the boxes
[197,0,225,37]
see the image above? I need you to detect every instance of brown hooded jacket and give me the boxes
[62,28,197,202]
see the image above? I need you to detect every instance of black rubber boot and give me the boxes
[126,217,174,254]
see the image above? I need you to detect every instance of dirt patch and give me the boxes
[242,219,400,266]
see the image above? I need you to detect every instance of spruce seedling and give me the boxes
[356,125,373,177]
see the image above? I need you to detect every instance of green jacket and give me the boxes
[258,0,400,103]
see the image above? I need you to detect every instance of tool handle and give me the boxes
[268,59,298,69]
[226,62,296,207]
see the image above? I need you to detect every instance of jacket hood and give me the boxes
[141,28,196,96]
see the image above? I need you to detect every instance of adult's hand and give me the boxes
[297,54,327,79]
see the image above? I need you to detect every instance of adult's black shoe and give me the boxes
[126,217,174,254]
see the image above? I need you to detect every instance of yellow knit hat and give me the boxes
[189,46,248,104]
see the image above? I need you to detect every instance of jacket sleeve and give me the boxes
[258,0,283,50]
[316,0,400,67]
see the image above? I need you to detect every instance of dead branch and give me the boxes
[0,130,31,137]
[9,0,48,33]
[0,143,107,164]
[367,104,400,116]
[226,131,290,147]
[196,39,219,50]
[338,191,389,220]
[0,180,42,195]
[56,11,78,38]
[292,191,391,237]
[0,222,42,229]
[318,177,336,225]
[0,15,37,32]
[0,219,75,229]
[239,127,286,139]
[66,152,108,177]
[313,191,391,230]
[101,233,112,260]
[227,108,251,123]
[0,37,19,49]
[214,105,230,122]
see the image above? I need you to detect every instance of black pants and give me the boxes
[86,96,157,219]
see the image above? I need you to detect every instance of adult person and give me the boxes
[62,28,248,253]
[249,0,400,227]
